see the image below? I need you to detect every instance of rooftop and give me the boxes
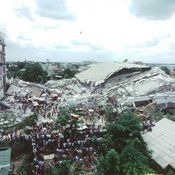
[75,62,149,85]
[142,118,175,169]
[0,147,11,175]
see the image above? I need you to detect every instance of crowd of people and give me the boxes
[30,120,103,175]
[0,84,157,175]
[4,114,104,175]
[2,90,108,175]
[138,110,156,133]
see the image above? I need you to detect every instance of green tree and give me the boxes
[22,63,48,83]
[120,139,153,175]
[161,66,170,74]
[56,161,71,175]
[17,61,26,69]
[56,107,70,126]
[56,115,69,126]
[72,161,83,175]
[101,133,114,153]
[96,149,120,175]
[63,68,78,79]
[105,104,115,122]
[7,62,25,79]
[98,112,154,175]
[17,113,38,130]
[103,112,142,152]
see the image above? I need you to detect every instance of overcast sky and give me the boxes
[0,0,175,63]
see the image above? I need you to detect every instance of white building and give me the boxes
[0,31,6,100]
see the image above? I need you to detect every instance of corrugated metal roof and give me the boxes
[0,147,11,175]
[75,62,149,85]
[142,118,175,169]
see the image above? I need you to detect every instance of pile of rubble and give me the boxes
[1,62,175,174]
[105,67,175,108]
[1,64,175,131]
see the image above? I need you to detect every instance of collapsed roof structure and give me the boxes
[1,61,175,134]
[142,118,175,169]
[6,79,45,97]
[75,62,150,86]
[105,67,175,107]
[28,62,175,112]
[0,102,10,111]
[2,62,175,113]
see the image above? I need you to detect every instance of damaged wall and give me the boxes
[0,31,6,100]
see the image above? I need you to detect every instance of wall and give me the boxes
[0,31,6,100]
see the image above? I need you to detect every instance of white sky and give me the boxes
[0,0,175,63]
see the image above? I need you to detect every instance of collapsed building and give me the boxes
[1,61,175,173]
[105,67,175,107]
[75,62,175,112]
[3,62,175,114]
[0,31,6,100]
[1,62,175,129]
[75,62,150,87]
[6,79,45,98]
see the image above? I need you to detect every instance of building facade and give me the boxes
[0,31,6,100]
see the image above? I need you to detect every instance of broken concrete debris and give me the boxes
[2,63,175,122]
[1,62,175,173]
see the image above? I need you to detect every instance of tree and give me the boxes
[54,107,70,128]
[72,161,83,175]
[63,68,78,79]
[56,161,71,175]
[105,104,116,122]
[22,63,48,83]
[101,133,114,153]
[17,61,26,69]
[103,112,142,152]
[56,115,69,126]
[17,113,38,130]
[7,62,26,79]
[160,66,170,74]
[98,112,154,175]
[96,149,120,175]
[120,139,153,175]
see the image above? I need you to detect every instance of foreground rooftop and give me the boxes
[142,118,175,169]
[0,147,11,175]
